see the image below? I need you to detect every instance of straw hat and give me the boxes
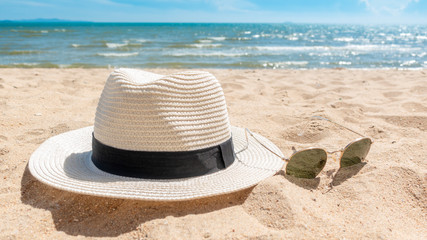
[29,68,284,201]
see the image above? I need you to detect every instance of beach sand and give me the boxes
[0,68,426,239]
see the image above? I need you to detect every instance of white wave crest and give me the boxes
[208,37,226,41]
[97,52,139,57]
[197,40,213,43]
[106,42,128,48]
[167,51,247,57]
[13,62,38,66]
[189,44,222,48]
[400,60,418,67]
[252,44,419,52]
[287,36,299,41]
[262,61,309,68]
[254,46,330,51]
[135,39,148,43]
[334,37,354,42]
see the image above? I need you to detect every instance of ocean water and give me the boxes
[0,22,426,69]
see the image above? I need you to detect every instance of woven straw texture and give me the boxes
[94,69,231,151]
[28,69,285,201]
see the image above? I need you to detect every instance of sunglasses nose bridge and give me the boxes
[327,150,342,154]
[327,149,343,162]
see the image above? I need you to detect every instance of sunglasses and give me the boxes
[240,116,373,179]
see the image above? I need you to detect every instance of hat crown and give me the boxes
[94,68,231,152]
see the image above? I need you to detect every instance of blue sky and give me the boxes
[0,0,426,24]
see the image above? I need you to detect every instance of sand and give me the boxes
[0,68,426,239]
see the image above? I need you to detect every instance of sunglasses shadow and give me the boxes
[330,162,367,187]
[276,170,321,190]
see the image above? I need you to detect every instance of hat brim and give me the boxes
[29,126,284,201]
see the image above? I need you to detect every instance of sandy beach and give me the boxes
[0,68,426,239]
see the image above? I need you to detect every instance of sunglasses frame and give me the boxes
[237,116,373,179]
[285,136,372,178]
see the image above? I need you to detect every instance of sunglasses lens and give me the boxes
[340,138,372,168]
[286,149,327,179]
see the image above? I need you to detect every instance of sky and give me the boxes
[0,0,426,24]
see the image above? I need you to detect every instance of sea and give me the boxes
[0,22,426,69]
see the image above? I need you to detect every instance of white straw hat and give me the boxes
[29,68,284,201]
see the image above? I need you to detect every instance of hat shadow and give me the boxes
[21,161,252,237]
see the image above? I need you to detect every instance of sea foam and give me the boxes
[97,52,139,57]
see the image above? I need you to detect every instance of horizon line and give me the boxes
[1,19,426,26]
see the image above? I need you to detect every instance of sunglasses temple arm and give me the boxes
[235,128,250,155]
[291,146,298,154]
[297,118,313,137]
[244,129,288,162]
[312,116,365,138]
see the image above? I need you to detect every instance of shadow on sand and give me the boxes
[330,162,366,187]
[21,149,366,238]
[20,165,252,237]
[277,162,366,190]
[278,170,321,190]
